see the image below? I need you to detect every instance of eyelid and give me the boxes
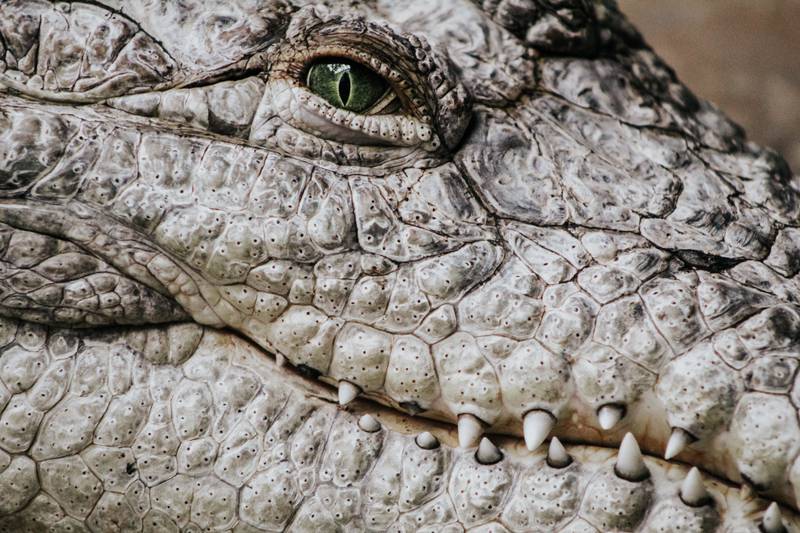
[259,9,472,154]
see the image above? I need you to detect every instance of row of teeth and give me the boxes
[335,379,693,460]
[354,412,788,532]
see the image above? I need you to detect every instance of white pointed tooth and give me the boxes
[523,410,555,451]
[680,467,709,506]
[337,380,360,406]
[357,414,381,433]
[415,431,440,450]
[275,353,286,367]
[457,413,484,448]
[597,404,624,430]
[615,432,649,481]
[547,437,571,468]
[762,502,786,533]
[665,427,694,460]
[475,437,503,465]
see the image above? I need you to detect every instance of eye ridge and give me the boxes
[305,58,390,114]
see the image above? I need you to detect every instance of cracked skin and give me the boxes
[0,0,799,531]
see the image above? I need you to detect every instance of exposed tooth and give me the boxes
[547,437,572,468]
[679,467,709,507]
[457,413,484,448]
[762,502,786,533]
[415,431,440,450]
[475,437,503,465]
[523,409,555,451]
[357,414,381,433]
[337,380,360,406]
[597,404,624,430]
[275,353,286,367]
[665,427,695,460]
[615,432,649,482]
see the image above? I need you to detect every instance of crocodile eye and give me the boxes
[249,10,472,165]
[306,58,393,114]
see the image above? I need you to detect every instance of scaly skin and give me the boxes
[0,0,799,531]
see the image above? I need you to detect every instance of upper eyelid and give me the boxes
[278,15,447,116]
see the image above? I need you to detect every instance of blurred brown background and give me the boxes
[619,0,800,172]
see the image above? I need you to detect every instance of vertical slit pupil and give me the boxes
[338,72,351,107]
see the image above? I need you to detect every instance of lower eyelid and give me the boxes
[255,79,439,150]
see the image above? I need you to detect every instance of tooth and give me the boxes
[275,353,286,367]
[357,414,381,433]
[475,437,503,465]
[457,413,484,448]
[547,437,572,468]
[415,431,440,450]
[597,404,624,430]
[615,432,649,481]
[665,427,695,459]
[762,502,785,533]
[523,410,555,451]
[680,467,709,507]
[337,380,360,406]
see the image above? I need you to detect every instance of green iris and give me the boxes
[306,59,389,113]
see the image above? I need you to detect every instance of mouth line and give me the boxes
[208,324,758,494]
[80,318,771,515]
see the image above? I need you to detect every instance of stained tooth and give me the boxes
[457,413,484,448]
[337,380,360,406]
[597,404,624,430]
[615,432,649,482]
[415,431,440,450]
[679,467,709,507]
[523,410,555,451]
[547,437,572,468]
[665,427,695,459]
[357,414,381,433]
[762,502,786,533]
[475,437,503,465]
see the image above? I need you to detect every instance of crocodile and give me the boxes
[0,0,799,531]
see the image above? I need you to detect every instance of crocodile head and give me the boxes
[1,0,799,531]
